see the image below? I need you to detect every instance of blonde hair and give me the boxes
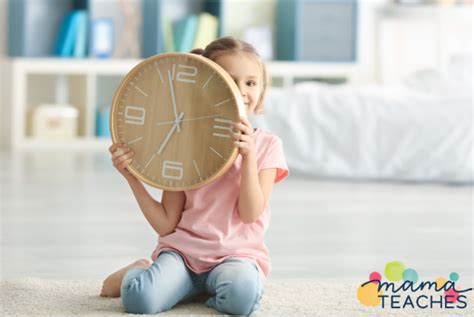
[191,36,269,114]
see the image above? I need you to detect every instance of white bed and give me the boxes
[250,56,473,184]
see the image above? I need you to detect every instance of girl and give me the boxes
[100,36,289,315]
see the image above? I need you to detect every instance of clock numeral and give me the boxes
[170,64,197,84]
[162,160,183,180]
[125,106,145,125]
[177,65,197,83]
[213,118,233,138]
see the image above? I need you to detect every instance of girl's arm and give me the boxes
[110,143,185,236]
[239,154,277,223]
[127,177,185,236]
[233,117,277,223]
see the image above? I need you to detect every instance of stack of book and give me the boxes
[163,12,219,52]
[55,10,89,58]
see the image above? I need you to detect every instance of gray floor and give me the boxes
[1,150,472,285]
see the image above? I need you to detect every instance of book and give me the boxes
[193,13,218,50]
[55,10,81,57]
[173,15,198,52]
[162,17,175,52]
[73,11,88,58]
[55,11,73,56]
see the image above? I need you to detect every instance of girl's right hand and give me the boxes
[109,143,136,181]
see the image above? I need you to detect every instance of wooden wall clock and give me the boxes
[110,53,246,191]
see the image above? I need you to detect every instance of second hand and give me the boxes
[156,114,223,126]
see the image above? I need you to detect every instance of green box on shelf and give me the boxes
[141,0,222,58]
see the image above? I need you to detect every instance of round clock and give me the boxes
[110,52,246,191]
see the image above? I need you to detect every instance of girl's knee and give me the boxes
[122,277,158,314]
[120,252,193,314]
[121,268,169,314]
[215,277,262,315]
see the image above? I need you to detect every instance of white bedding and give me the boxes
[250,58,473,183]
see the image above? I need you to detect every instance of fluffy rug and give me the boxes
[0,277,472,316]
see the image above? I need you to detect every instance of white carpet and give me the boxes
[0,277,472,316]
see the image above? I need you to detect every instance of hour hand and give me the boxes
[158,112,184,155]
[168,69,181,133]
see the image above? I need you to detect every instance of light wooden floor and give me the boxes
[1,150,472,285]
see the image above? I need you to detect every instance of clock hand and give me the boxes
[168,69,181,133]
[158,112,184,155]
[156,114,223,126]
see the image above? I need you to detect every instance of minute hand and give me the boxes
[168,70,181,132]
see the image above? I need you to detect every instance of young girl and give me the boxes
[100,36,289,315]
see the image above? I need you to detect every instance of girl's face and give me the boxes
[214,52,263,115]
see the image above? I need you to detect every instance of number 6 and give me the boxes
[162,160,183,180]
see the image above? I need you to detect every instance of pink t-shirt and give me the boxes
[151,128,289,282]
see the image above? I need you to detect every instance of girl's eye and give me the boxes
[247,81,256,87]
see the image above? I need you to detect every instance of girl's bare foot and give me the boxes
[100,259,152,298]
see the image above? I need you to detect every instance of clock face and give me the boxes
[110,53,245,191]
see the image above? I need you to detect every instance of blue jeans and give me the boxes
[121,250,264,315]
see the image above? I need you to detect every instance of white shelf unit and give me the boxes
[8,58,139,150]
[6,58,359,150]
[374,3,472,84]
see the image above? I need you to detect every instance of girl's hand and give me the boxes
[232,116,256,158]
[109,143,137,181]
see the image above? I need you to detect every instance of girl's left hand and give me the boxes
[232,116,256,157]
